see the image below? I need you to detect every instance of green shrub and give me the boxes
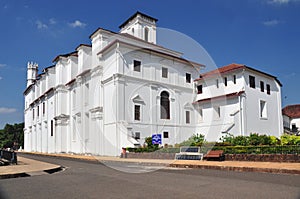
[232,136,249,146]
[179,133,206,147]
[270,136,279,145]
[281,134,300,145]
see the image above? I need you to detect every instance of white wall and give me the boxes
[243,70,282,137]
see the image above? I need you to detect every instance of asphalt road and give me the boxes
[0,154,299,199]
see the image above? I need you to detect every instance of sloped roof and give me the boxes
[282,104,300,118]
[119,11,158,29]
[195,63,282,86]
[193,91,245,104]
[52,51,78,63]
[196,63,244,79]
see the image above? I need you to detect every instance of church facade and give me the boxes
[24,12,283,156]
[24,12,204,156]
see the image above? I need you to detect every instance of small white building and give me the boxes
[194,63,283,141]
[24,12,284,156]
[282,104,300,134]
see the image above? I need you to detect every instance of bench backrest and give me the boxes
[207,150,224,155]
[180,146,201,153]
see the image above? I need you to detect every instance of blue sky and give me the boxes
[0,0,299,128]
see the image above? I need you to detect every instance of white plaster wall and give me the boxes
[243,70,282,137]
[290,118,300,130]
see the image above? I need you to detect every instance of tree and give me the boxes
[0,122,24,149]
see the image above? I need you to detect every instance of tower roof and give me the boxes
[119,11,158,29]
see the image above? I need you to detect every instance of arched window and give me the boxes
[160,91,170,119]
[144,27,149,42]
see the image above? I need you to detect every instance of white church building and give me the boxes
[24,12,283,156]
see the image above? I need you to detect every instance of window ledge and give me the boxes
[260,117,268,120]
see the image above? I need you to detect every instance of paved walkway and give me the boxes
[1,152,300,179]
[0,156,61,179]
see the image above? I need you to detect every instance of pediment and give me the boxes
[184,102,194,110]
[131,94,145,104]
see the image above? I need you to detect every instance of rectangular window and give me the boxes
[224,77,228,87]
[85,83,89,105]
[163,131,169,138]
[37,106,39,117]
[134,132,140,139]
[292,124,297,132]
[197,85,203,94]
[133,60,141,72]
[73,90,76,108]
[249,75,255,88]
[162,67,168,78]
[260,100,267,118]
[43,102,45,115]
[85,113,89,140]
[233,75,236,84]
[134,105,140,121]
[33,108,35,119]
[186,111,190,124]
[51,120,54,136]
[186,73,191,83]
[216,79,219,88]
[199,108,203,122]
[72,116,76,141]
[267,84,271,95]
[260,81,264,92]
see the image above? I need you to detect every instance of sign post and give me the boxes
[152,134,162,145]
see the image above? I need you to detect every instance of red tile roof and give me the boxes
[195,63,245,80]
[282,104,300,118]
[195,63,246,81]
[194,63,282,86]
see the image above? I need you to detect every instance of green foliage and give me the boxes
[248,133,261,146]
[280,134,300,145]
[270,136,280,145]
[219,133,296,146]
[232,136,249,146]
[212,145,300,155]
[127,136,159,153]
[179,133,206,147]
[219,133,234,145]
[0,123,24,149]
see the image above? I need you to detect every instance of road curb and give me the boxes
[169,163,300,175]
[18,152,300,175]
[0,172,30,180]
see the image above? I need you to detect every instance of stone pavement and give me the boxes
[0,156,62,179]
[1,151,300,179]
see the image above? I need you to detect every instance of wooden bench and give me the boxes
[175,146,203,160]
[203,150,225,161]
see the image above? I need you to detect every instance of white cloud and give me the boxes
[267,0,300,5]
[69,20,86,28]
[0,107,17,114]
[262,19,281,26]
[0,64,6,67]
[49,18,56,25]
[0,77,2,80]
[36,20,48,29]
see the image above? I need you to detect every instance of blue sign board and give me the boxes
[152,134,162,145]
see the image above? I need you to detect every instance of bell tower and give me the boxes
[27,62,38,87]
[119,11,158,44]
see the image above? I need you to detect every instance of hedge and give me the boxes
[127,145,300,155]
